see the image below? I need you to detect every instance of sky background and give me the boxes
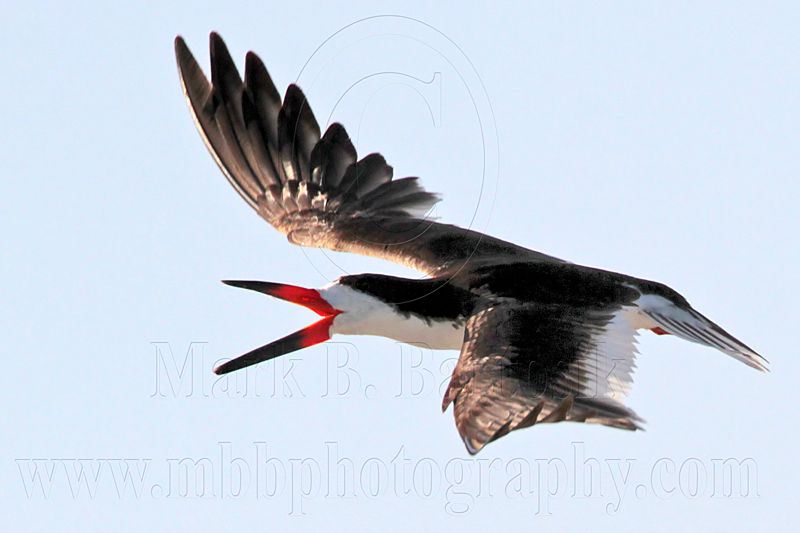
[1,1,798,531]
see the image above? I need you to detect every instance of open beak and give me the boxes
[214,280,341,375]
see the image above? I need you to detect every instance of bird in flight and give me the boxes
[175,33,767,454]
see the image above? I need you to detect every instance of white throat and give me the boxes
[319,284,465,350]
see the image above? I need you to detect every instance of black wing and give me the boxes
[175,33,564,276]
[442,301,644,454]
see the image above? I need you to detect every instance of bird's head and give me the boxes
[213,280,344,375]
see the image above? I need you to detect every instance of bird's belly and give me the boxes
[333,312,465,350]
[381,315,466,350]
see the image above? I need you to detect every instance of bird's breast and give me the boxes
[333,310,466,350]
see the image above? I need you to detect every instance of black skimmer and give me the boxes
[175,33,768,455]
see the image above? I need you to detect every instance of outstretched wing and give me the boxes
[175,33,563,276]
[442,301,645,454]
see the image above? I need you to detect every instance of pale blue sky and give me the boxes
[2,1,797,531]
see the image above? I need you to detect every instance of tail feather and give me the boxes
[638,296,768,372]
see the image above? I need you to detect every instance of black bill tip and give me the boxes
[213,315,336,375]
